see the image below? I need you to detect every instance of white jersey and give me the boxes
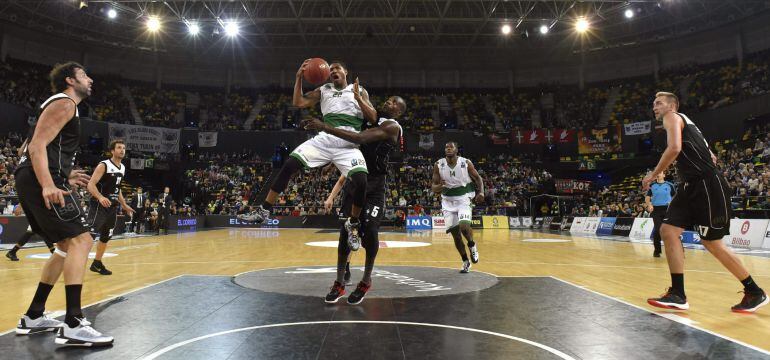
[316,83,365,149]
[437,156,475,199]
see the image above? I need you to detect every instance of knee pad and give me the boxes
[270,157,303,194]
[348,172,367,208]
[54,248,67,258]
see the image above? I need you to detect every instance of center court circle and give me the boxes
[233,265,498,298]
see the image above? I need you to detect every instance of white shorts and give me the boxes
[290,136,368,176]
[442,195,474,231]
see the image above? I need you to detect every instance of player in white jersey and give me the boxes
[240,60,376,250]
[432,142,485,273]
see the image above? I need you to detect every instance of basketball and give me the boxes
[303,58,330,84]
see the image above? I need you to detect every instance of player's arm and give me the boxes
[27,99,76,208]
[293,59,322,108]
[303,118,398,144]
[467,160,485,203]
[431,163,444,194]
[324,175,347,213]
[118,190,134,214]
[644,191,653,212]
[643,113,682,191]
[353,78,377,124]
[87,163,112,208]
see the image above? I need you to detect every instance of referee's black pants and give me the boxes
[651,205,668,254]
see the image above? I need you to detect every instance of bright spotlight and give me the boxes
[501,24,512,35]
[575,18,589,33]
[146,16,161,32]
[224,21,239,37]
[188,22,200,35]
[539,25,549,35]
[107,9,117,19]
[625,9,635,19]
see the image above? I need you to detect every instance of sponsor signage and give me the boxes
[611,217,635,236]
[570,217,586,234]
[471,216,483,229]
[629,218,654,239]
[596,217,617,235]
[578,125,622,155]
[431,216,446,230]
[554,179,593,194]
[583,217,601,234]
[509,217,522,228]
[482,216,509,229]
[681,231,701,245]
[728,219,768,249]
[406,216,433,230]
[522,217,533,228]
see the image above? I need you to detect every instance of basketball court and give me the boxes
[1,228,769,359]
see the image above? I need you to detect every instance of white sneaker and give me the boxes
[55,318,113,347]
[16,313,64,335]
[469,245,479,264]
[460,260,471,274]
[344,218,361,251]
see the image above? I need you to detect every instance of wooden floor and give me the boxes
[2,228,770,351]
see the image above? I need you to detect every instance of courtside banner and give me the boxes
[762,225,770,250]
[482,216,509,229]
[629,218,654,239]
[681,231,701,245]
[560,217,573,231]
[728,219,768,249]
[542,216,554,229]
[522,217,533,228]
[406,216,433,230]
[583,217,601,234]
[431,216,446,230]
[596,217,616,235]
[570,217,586,234]
[471,216,483,229]
[611,217,634,236]
[509,217,522,228]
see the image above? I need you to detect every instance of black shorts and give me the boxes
[87,200,118,235]
[342,175,386,228]
[15,167,89,243]
[663,174,732,240]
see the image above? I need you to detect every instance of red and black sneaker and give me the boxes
[324,281,346,304]
[647,287,689,310]
[732,290,769,313]
[347,282,371,305]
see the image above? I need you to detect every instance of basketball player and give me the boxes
[86,140,134,275]
[644,92,767,312]
[14,62,113,345]
[645,172,675,257]
[432,142,484,273]
[303,95,406,304]
[240,60,377,250]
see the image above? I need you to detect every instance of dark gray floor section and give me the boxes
[0,276,767,360]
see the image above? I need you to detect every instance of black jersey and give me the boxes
[16,93,81,180]
[95,159,125,202]
[360,118,402,177]
[673,113,718,181]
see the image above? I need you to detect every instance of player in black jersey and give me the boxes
[14,62,114,346]
[644,92,767,313]
[86,140,134,275]
[303,95,406,304]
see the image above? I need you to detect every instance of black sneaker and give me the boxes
[647,288,689,310]
[347,282,371,305]
[89,262,112,276]
[324,281,346,304]
[653,251,661,258]
[732,290,769,313]
[6,251,19,261]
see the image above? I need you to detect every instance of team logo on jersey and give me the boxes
[351,158,366,167]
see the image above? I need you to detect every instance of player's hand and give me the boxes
[67,169,90,188]
[324,199,333,214]
[353,77,361,100]
[474,193,485,204]
[301,117,326,131]
[99,196,112,208]
[296,59,311,79]
[42,185,69,210]
[647,204,654,213]
[641,172,655,192]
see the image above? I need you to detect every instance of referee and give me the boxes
[645,172,675,257]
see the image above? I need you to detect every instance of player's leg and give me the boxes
[458,199,478,263]
[348,194,384,305]
[333,148,368,251]
[326,223,351,304]
[6,226,34,261]
[17,240,68,335]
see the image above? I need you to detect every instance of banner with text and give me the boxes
[555,179,592,194]
[482,216,509,229]
[108,123,180,153]
[728,219,769,249]
[578,125,622,155]
[198,132,218,147]
[629,218,654,239]
[623,121,652,136]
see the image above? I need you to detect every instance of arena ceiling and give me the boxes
[1,0,768,54]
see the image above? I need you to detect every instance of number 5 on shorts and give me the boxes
[369,206,379,218]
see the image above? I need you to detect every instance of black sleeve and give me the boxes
[668,182,676,196]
